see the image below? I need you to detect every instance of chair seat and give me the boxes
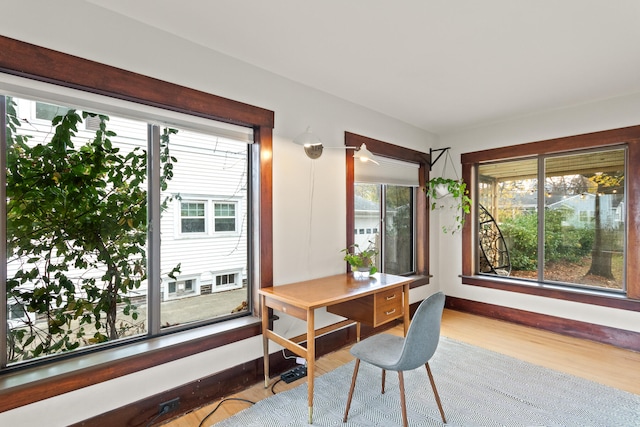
[350,333,405,370]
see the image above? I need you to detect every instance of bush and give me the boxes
[500,209,595,271]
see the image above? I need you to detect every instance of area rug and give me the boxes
[211,337,640,426]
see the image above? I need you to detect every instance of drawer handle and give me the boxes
[386,294,397,300]
[385,309,396,316]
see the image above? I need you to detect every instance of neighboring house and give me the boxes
[547,193,624,229]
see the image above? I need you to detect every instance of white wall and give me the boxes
[0,1,436,425]
[435,91,640,336]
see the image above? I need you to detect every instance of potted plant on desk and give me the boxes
[342,242,379,277]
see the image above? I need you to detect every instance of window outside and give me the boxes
[181,202,206,233]
[477,148,626,292]
[214,203,236,232]
[4,95,251,365]
[354,183,415,275]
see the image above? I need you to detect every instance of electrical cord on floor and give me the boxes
[198,397,255,427]
[270,378,283,394]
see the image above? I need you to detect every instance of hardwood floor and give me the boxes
[162,309,640,426]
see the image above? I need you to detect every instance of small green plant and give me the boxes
[341,242,379,275]
[425,177,472,234]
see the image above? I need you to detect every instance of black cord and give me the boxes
[270,378,283,394]
[198,397,255,427]
[146,407,169,427]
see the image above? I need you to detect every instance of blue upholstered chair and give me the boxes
[343,291,447,426]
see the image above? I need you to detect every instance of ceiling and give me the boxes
[86,0,640,134]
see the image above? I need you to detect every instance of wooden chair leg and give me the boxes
[343,359,361,423]
[381,369,386,394]
[425,362,446,423]
[398,371,408,427]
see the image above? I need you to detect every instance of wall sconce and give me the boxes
[293,126,324,159]
[293,127,380,165]
[353,143,380,165]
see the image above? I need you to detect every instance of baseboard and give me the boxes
[445,296,640,352]
[70,317,402,427]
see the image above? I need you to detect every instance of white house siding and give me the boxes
[158,128,248,300]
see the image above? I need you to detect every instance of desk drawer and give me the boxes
[327,287,404,327]
[373,288,403,326]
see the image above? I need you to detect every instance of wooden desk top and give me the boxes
[258,273,412,310]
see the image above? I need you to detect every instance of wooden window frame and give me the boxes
[345,132,430,284]
[461,125,640,310]
[0,35,273,412]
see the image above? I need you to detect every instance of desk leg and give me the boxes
[307,308,315,424]
[403,283,410,336]
[356,321,361,342]
[261,295,270,388]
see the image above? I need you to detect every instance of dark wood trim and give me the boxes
[345,132,430,277]
[461,125,640,164]
[345,131,430,164]
[461,126,640,304]
[0,36,274,129]
[257,126,274,291]
[0,36,274,411]
[345,138,356,265]
[71,316,407,427]
[461,275,640,311]
[446,296,640,352]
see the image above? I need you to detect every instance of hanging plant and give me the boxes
[425,177,472,234]
[425,147,472,234]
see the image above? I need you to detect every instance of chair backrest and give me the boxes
[393,291,445,371]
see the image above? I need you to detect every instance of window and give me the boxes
[214,202,237,232]
[461,126,640,305]
[354,183,415,275]
[345,132,430,279]
[34,101,70,121]
[166,279,196,298]
[181,202,206,233]
[3,93,252,364]
[0,36,273,411]
[477,148,626,292]
[216,273,239,289]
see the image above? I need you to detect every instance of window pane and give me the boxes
[214,203,236,232]
[543,149,625,290]
[214,218,236,232]
[6,96,148,363]
[384,186,413,274]
[35,101,70,121]
[160,127,249,326]
[354,183,381,256]
[478,159,539,278]
[215,203,234,216]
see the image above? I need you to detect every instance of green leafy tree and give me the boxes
[5,99,177,362]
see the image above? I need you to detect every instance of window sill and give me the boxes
[461,275,640,311]
[0,315,262,413]
[407,274,431,288]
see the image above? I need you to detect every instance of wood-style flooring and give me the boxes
[162,309,640,426]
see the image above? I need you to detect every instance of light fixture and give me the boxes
[293,127,380,165]
[353,143,380,165]
[293,126,323,159]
